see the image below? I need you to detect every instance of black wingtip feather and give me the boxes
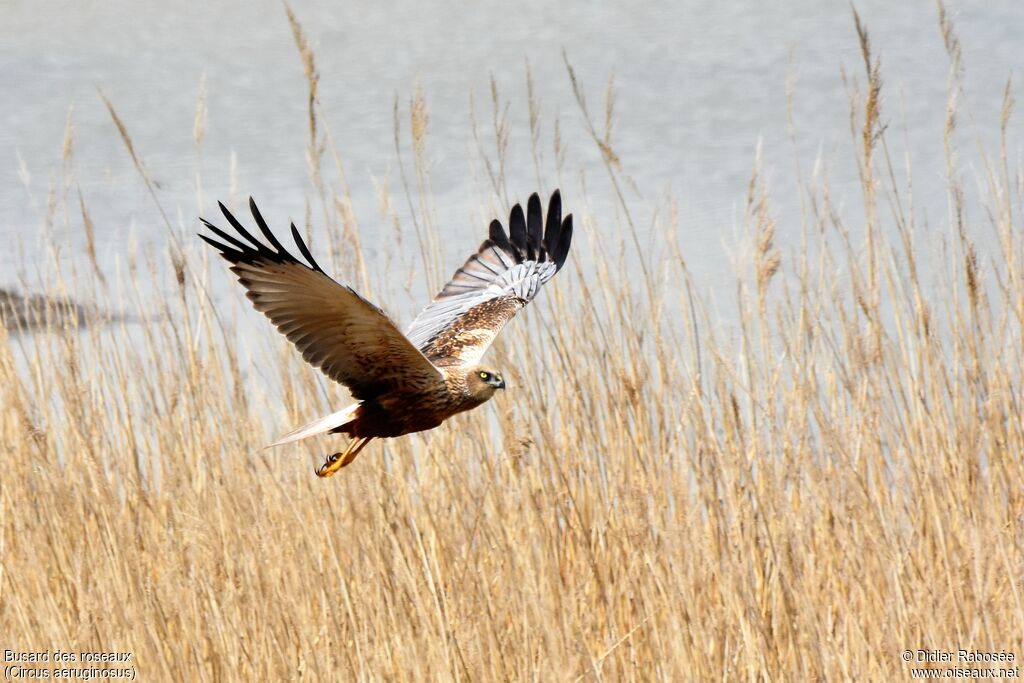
[487,190,571,269]
[217,201,273,256]
[543,189,562,257]
[488,219,513,253]
[200,219,252,253]
[508,204,527,255]
[248,198,288,255]
[552,214,573,269]
[200,198,325,274]
[290,223,325,273]
[526,193,542,261]
[197,232,245,262]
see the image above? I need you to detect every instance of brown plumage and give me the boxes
[199,190,573,476]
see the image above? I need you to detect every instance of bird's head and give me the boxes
[467,366,506,399]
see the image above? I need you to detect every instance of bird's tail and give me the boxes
[265,403,360,448]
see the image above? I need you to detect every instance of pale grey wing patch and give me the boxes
[420,296,526,366]
[435,246,516,296]
[405,190,572,360]
[405,260,556,351]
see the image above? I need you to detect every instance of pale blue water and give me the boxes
[1,0,1021,309]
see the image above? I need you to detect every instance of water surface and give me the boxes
[2,0,1020,311]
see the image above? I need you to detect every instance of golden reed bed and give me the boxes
[2,7,1021,681]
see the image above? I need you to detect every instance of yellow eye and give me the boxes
[479,371,489,380]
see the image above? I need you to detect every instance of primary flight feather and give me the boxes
[199,190,573,476]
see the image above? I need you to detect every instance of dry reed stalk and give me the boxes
[1,8,1021,683]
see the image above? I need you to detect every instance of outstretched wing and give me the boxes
[199,199,443,401]
[405,190,573,366]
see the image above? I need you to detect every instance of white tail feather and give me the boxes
[265,403,360,448]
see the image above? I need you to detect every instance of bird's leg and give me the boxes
[316,436,374,478]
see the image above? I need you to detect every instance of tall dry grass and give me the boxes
[2,7,1023,681]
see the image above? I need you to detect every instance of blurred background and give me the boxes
[2,0,1020,305]
[4,5,1022,675]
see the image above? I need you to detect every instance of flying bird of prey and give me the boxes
[199,190,573,477]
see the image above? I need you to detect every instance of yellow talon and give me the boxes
[315,437,373,478]
[316,453,342,477]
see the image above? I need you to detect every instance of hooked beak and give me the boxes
[495,375,506,390]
